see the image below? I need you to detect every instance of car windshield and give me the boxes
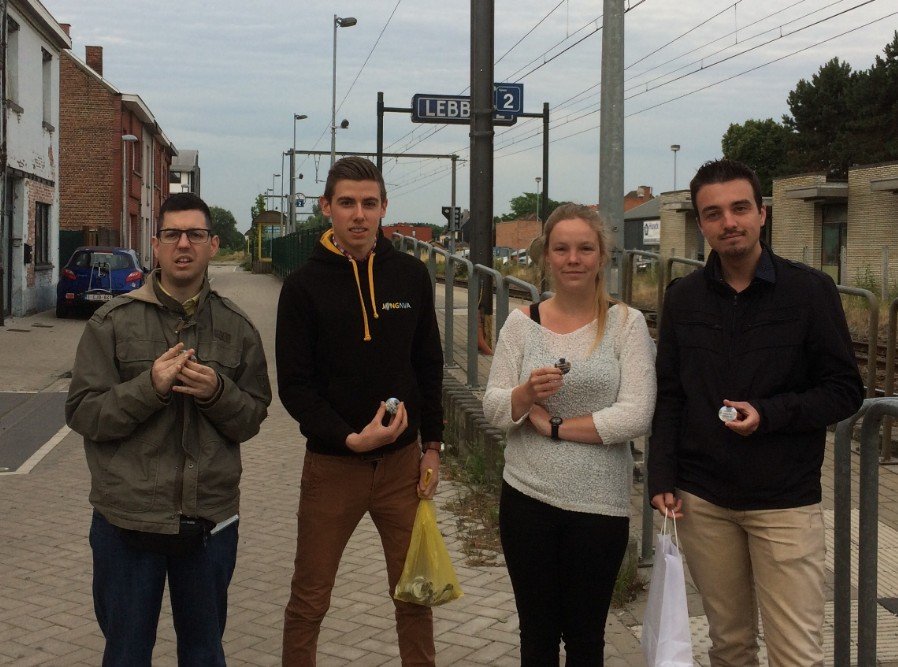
[71,251,133,270]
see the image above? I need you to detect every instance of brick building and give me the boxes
[59,41,176,268]
[1,1,71,317]
[771,162,898,287]
[495,215,540,251]
[381,223,433,243]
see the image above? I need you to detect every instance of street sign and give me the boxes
[412,93,518,126]
[494,83,523,115]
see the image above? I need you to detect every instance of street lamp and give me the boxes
[290,113,308,231]
[331,15,357,167]
[121,134,138,248]
[670,144,681,190]
[535,176,542,224]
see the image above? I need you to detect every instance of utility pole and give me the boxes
[470,0,494,354]
[599,0,625,297]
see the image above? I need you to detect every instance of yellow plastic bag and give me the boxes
[394,498,463,607]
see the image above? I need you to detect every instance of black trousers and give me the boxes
[499,481,629,667]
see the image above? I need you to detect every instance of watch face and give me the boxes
[550,417,562,426]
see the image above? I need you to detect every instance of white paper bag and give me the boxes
[641,515,694,667]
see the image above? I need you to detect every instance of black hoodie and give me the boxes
[276,231,444,456]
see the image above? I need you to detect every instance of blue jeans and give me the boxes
[89,510,238,667]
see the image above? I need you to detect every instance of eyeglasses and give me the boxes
[156,228,212,244]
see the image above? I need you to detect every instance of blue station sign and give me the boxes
[411,83,523,125]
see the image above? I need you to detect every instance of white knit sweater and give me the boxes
[483,304,657,516]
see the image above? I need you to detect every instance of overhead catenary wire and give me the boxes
[389,6,894,192]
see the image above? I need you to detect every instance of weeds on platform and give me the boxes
[442,451,503,567]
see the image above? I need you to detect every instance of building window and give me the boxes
[7,18,19,106]
[35,202,50,265]
[821,203,847,284]
[42,48,52,126]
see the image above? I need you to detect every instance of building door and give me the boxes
[821,203,847,284]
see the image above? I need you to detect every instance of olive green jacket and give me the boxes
[66,272,271,533]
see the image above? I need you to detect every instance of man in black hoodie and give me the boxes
[648,159,863,666]
[276,156,443,666]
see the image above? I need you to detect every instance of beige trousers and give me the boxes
[677,490,825,667]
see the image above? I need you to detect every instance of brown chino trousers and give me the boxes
[282,443,435,666]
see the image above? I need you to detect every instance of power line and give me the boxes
[336,0,403,116]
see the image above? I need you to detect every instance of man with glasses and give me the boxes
[67,192,271,666]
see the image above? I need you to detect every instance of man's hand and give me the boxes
[651,492,683,519]
[527,403,551,438]
[173,357,221,401]
[722,399,760,436]
[418,450,440,499]
[152,343,190,397]
[346,401,408,453]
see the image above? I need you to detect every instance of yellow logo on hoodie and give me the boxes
[381,301,412,311]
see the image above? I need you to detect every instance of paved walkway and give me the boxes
[0,264,896,665]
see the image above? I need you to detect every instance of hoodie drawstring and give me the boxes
[348,258,373,342]
[367,253,378,321]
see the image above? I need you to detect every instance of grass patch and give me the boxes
[442,453,503,567]
[611,542,646,608]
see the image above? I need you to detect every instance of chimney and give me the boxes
[60,23,71,37]
[85,46,103,76]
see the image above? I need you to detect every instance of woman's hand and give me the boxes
[511,366,564,421]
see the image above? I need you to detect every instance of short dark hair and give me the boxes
[323,156,387,202]
[159,192,212,229]
[689,159,763,218]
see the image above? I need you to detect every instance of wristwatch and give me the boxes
[423,441,444,455]
[550,416,563,440]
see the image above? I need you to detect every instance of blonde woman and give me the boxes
[483,203,656,665]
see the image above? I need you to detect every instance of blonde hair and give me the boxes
[538,203,617,350]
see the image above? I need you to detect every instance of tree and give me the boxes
[250,194,267,220]
[500,192,564,221]
[209,206,244,251]
[721,119,793,195]
[301,202,326,227]
[783,57,856,175]
[847,31,898,166]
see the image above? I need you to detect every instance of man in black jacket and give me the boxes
[648,159,863,666]
[276,156,443,666]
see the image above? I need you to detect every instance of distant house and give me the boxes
[1,1,71,316]
[381,223,433,243]
[623,197,660,252]
[170,149,200,196]
[59,42,176,269]
[495,214,540,251]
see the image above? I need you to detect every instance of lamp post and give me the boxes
[290,113,308,231]
[670,144,681,190]
[121,134,138,248]
[331,15,357,167]
[535,176,542,224]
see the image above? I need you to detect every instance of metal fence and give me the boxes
[268,223,329,278]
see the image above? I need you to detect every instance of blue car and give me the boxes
[56,246,146,318]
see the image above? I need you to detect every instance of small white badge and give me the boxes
[718,406,738,422]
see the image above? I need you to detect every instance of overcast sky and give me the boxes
[43,0,897,231]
